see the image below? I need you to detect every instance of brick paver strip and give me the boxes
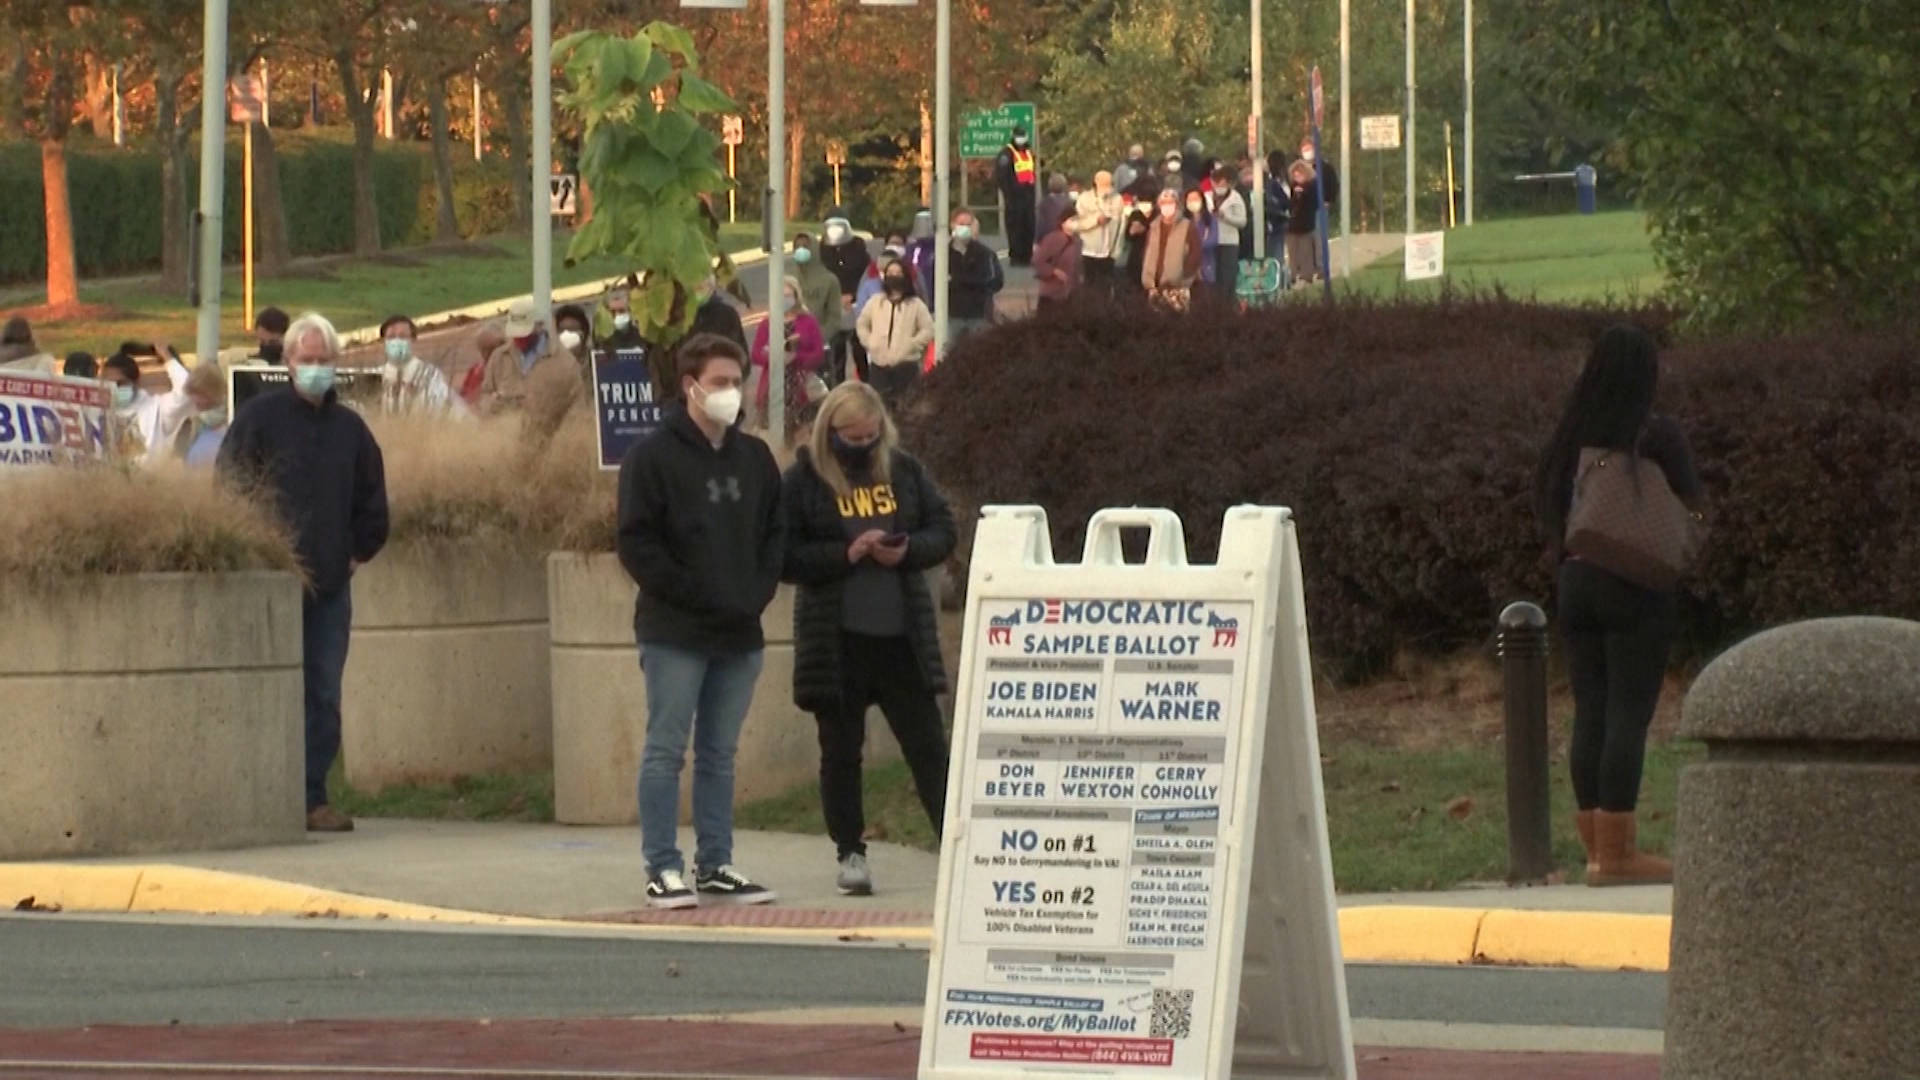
[576,907,931,928]
[0,1019,1660,1079]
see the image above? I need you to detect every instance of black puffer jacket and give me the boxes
[781,447,957,713]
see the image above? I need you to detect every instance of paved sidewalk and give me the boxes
[77,819,1669,924]
[0,1018,1660,1079]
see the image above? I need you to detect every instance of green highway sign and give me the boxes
[960,102,1036,160]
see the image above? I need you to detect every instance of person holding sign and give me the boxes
[100,347,194,466]
[617,334,784,910]
[781,382,957,896]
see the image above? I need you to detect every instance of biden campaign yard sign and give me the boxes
[0,373,113,467]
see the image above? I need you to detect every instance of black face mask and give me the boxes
[831,433,877,468]
[258,341,283,362]
[884,277,907,293]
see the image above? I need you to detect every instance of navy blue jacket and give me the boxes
[217,387,389,597]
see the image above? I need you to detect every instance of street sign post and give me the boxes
[722,115,744,223]
[1404,230,1445,280]
[1360,115,1401,150]
[960,102,1034,160]
[826,139,848,206]
[920,505,1354,1080]
[549,174,578,218]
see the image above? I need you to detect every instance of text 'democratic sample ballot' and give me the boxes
[920,506,1355,1080]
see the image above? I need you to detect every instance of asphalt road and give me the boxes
[0,916,1664,1033]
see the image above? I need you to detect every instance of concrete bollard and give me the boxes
[1665,617,1920,1080]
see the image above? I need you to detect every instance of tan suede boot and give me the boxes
[1588,809,1672,886]
[1575,809,1600,876]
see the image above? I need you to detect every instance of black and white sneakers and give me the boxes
[646,869,699,910]
[695,864,778,905]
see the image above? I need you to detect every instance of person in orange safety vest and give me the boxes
[994,125,1038,267]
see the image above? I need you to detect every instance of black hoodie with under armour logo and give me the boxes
[616,403,783,654]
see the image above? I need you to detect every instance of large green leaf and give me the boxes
[643,21,698,64]
[626,147,683,196]
[676,72,736,115]
[629,37,672,93]
[646,109,701,161]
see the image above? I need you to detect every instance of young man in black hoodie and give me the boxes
[616,333,784,909]
[217,312,389,833]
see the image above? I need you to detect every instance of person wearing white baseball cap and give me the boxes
[478,296,576,418]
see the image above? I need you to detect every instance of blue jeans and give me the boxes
[302,586,354,811]
[638,644,764,875]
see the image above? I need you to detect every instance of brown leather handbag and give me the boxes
[1564,448,1707,591]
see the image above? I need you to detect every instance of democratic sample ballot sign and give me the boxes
[921,507,1356,1080]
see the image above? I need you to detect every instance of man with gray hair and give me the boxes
[218,311,390,833]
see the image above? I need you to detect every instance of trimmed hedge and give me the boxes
[907,293,1920,677]
[0,136,514,283]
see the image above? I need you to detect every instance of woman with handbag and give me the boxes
[781,382,957,896]
[1535,325,1705,887]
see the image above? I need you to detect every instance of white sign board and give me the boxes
[1359,114,1401,151]
[549,174,578,217]
[721,114,745,147]
[921,506,1354,1080]
[1404,230,1445,281]
[0,372,113,467]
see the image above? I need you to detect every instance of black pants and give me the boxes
[1006,198,1035,264]
[815,632,950,857]
[1558,560,1676,812]
[1083,257,1116,297]
[867,360,919,405]
[302,586,354,811]
[830,331,866,384]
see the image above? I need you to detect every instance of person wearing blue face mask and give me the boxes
[780,381,956,897]
[378,314,465,418]
[790,232,844,359]
[101,347,194,466]
[218,311,390,835]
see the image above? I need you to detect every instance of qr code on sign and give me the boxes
[1149,988,1194,1039]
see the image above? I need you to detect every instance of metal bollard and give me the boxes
[1496,601,1554,883]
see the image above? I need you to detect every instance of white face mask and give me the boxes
[613,312,632,330]
[559,329,584,351]
[693,383,743,427]
[1302,148,1316,162]
[825,224,849,244]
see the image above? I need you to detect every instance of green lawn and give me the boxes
[1341,211,1664,305]
[332,740,1703,895]
[6,221,810,361]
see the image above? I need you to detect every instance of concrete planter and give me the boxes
[342,548,551,791]
[0,571,305,859]
[548,553,911,826]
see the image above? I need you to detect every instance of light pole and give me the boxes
[931,0,950,359]
[531,0,552,339]
[193,0,230,365]
[1404,0,1416,234]
[1339,0,1350,273]
[1463,0,1474,226]
[1250,0,1264,261]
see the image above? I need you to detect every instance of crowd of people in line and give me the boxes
[8,295,958,899]
[993,128,1341,309]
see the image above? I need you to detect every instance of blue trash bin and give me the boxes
[1575,165,1597,215]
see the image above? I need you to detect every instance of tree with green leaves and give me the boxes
[1520,2,1919,331]
[556,20,734,391]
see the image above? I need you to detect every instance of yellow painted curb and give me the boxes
[1,862,1670,969]
[0,862,927,943]
[1337,905,1486,966]
[1473,908,1671,972]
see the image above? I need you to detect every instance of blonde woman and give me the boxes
[780,382,957,896]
